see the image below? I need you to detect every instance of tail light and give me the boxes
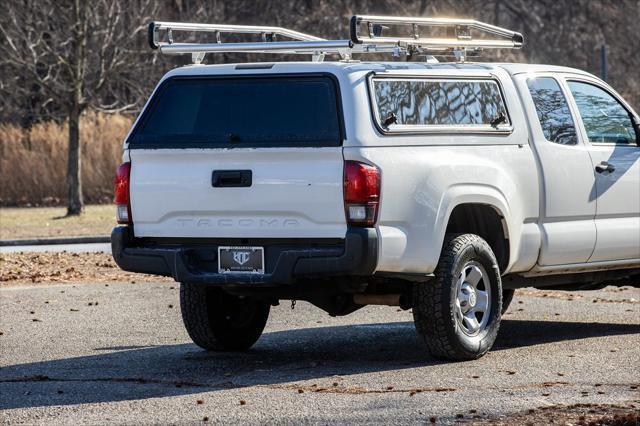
[114,162,131,224]
[344,160,380,226]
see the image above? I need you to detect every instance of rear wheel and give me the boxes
[180,283,270,351]
[413,234,502,361]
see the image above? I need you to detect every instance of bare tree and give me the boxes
[1,0,638,208]
[0,0,157,215]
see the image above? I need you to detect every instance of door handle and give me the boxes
[212,170,252,187]
[595,161,616,174]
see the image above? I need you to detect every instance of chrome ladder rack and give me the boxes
[148,15,524,64]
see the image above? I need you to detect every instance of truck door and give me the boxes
[565,79,640,262]
[521,76,597,265]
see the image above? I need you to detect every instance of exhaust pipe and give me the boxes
[353,294,401,306]
[353,293,413,310]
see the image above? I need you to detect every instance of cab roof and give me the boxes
[165,60,594,80]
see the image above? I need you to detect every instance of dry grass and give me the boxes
[0,112,132,206]
[0,204,115,240]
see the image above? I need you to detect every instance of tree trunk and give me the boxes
[66,104,83,216]
[66,0,87,217]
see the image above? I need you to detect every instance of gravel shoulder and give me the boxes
[1,279,638,425]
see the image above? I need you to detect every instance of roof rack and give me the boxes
[147,21,354,63]
[350,15,523,61]
[148,15,523,64]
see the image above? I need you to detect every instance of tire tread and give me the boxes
[180,283,222,350]
[413,233,502,360]
[180,283,269,351]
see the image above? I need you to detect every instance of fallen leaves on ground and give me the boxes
[268,383,455,395]
[0,252,172,285]
[472,402,639,425]
[516,288,639,304]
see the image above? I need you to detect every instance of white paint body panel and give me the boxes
[509,68,640,273]
[124,61,640,276]
[587,146,640,262]
[558,73,640,263]
[347,145,539,273]
[130,148,346,238]
[512,74,597,265]
[340,65,539,274]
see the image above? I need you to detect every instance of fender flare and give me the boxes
[432,184,515,271]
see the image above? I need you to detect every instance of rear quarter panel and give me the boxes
[342,68,540,274]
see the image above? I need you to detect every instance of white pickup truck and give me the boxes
[112,16,640,360]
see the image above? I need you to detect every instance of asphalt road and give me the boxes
[1,281,638,424]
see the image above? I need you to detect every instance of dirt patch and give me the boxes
[519,289,587,300]
[469,402,639,425]
[267,382,456,395]
[0,252,172,285]
[517,288,639,304]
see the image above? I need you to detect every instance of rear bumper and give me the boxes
[111,226,377,285]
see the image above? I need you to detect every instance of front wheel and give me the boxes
[180,283,270,351]
[413,234,502,361]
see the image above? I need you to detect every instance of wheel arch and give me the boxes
[434,185,514,273]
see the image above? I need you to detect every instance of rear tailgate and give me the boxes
[127,73,347,239]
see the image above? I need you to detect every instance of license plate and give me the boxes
[218,246,264,274]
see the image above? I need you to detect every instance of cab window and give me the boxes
[567,81,637,146]
[527,77,578,145]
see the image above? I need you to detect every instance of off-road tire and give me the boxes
[180,283,270,351]
[501,289,515,315]
[413,234,502,361]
